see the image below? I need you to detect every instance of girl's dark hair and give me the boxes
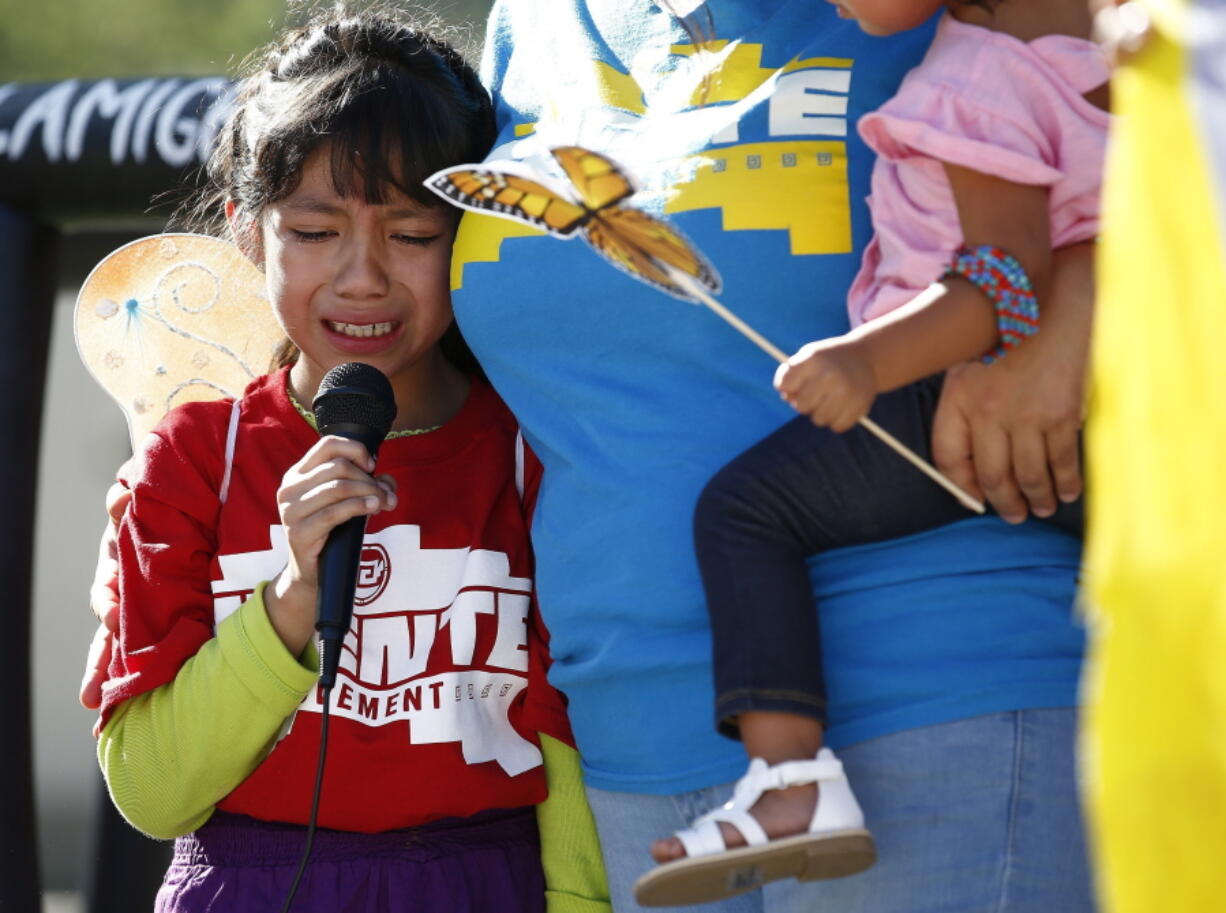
[183,7,494,374]
[203,7,494,225]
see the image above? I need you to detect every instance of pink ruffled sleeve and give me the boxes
[859,78,1064,187]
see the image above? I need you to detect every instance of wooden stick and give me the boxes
[856,416,984,513]
[666,267,985,514]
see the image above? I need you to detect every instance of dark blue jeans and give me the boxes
[693,375,1083,738]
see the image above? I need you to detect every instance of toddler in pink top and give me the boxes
[637,1,1109,907]
[850,12,1109,327]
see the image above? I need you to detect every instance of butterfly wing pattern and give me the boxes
[426,147,722,301]
[551,145,635,211]
[588,207,721,298]
[429,165,589,237]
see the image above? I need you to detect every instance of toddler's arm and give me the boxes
[777,165,1052,432]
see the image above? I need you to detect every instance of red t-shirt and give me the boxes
[100,368,571,832]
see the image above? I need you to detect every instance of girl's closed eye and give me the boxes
[291,229,336,243]
[394,233,442,247]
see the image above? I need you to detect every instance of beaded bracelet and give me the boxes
[944,244,1040,363]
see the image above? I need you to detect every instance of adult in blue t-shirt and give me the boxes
[451,2,1095,912]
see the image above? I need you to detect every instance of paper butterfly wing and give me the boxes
[551,146,636,211]
[74,233,284,448]
[585,207,723,301]
[428,147,721,300]
[427,164,589,237]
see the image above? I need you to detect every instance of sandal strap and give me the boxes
[768,754,845,789]
[731,752,845,806]
[695,805,769,847]
[669,749,863,861]
[675,818,726,858]
[675,804,771,859]
[807,749,865,834]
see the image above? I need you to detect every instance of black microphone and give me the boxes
[311,362,396,689]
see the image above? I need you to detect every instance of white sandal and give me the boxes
[632,748,875,907]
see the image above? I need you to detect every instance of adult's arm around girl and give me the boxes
[98,583,317,838]
[78,481,129,710]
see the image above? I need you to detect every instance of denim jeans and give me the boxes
[693,376,1083,735]
[584,709,1096,913]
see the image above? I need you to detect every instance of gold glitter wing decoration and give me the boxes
[427,146,722,300]
[74,233,284,448]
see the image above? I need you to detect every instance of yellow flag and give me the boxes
[1085,2,1226,910]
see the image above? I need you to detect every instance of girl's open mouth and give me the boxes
[325,320,399,338]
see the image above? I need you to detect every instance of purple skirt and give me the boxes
[155,807,545,913]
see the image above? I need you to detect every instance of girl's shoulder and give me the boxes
[123,370,285,493]
[468,376,518,431]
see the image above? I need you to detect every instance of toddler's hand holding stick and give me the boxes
[661,264,985,514]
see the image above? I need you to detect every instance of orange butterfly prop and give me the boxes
[428,145,721,301]
[426,147,983,513]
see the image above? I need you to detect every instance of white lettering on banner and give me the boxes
[64,79,157,163]
[0,77,230,166]
[6,80,77,162]
[154,78,228,167]
[0,86,17,154]
[769,69,851,137]
[210,522,537,775]
[129,80,180,165]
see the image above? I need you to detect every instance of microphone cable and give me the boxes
[279,363,396,911]
[280,683,333,913]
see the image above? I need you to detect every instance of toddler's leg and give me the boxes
[696,376,961,739]
[641,378,977,900]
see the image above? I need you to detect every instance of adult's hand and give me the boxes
[931,242,1094,523]
[78,481,131,709]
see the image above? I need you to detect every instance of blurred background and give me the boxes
[0,1,493,910]
[0,0,495,82]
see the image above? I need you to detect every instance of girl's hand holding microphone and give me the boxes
[264,435,397,657]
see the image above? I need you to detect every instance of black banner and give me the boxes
[0,77,233,220]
